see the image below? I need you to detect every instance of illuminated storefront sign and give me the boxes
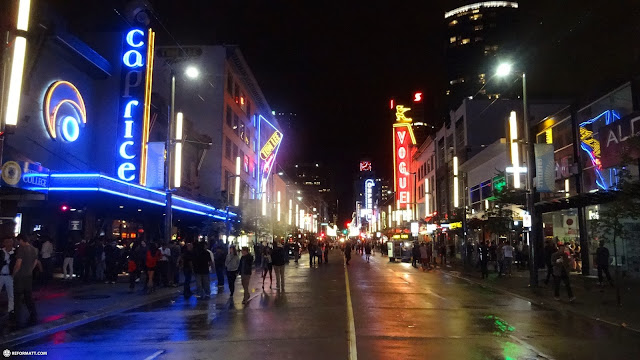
[579,110,620,190]
[364,179,374,210]
[116,28,155,184]
[359,161,372,171]
[393,105,416,207]
[601,112,640,169]
[43,81,87,142]
[258,115,283,195]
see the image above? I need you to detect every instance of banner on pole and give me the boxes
[534,143,555,192]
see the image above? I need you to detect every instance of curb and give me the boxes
[442,270,640,334]
[1,288,181,347]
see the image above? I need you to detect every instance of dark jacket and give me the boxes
[596,246,610,266]
[239,254,253,275]
[193,249,211,274]
[551,251,570,276]
[271,247,286,266]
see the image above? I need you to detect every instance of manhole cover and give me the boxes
[73,294,111,300]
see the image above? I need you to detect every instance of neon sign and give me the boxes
[260,130,283,160]
[393,105,416,207]
[258,115,283,196]
[364,179,374,212]
[579,110,620,190]
[413,92,423,102]
[43,81,86,142]
[116,28,155,183]
[359,161,372,171]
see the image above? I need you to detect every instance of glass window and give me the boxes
[448,20,458,26]
[233,114,239,135]
[227,73,233,95]
[232,143,238,161]
[226,106,232,127]
[234,84,240,104]
[474,25,483,31]
[225,136,231,159]
[461,38,470,45]
[470,185,481,204]
[450,36,457,43]
[240,92,247,113]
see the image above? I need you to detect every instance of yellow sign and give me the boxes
[395,105,412,123]
[260,131,283,160]
[450,221,462,229]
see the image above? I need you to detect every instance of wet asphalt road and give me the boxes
[14,249,640,359]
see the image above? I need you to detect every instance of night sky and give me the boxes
[38,0,640,222]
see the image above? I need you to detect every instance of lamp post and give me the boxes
[164,65,199,245]
[496,62,537,286]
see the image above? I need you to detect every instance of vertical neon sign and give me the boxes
[117,28,155,184]
[393,105,416,208]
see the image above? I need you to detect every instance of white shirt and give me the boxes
[160,247,171,261]
[1,248,14,275]
[503,245,514,258]
[41,241,54,259]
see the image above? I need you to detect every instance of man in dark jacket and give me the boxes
[479,241,489,279]
[214,246,227,289]
[344,242,352,265]
[238,247,254,304]
[271,242,286,291]
[308,242,316,266]
[180,242,194,297]
[543,240,557,285]
[193,242,212,299]
[551,244,574,301]
[596,241,613,286]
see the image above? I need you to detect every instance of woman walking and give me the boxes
[145,243,161,294]
[225,246,240,297]
[261,247,273,289]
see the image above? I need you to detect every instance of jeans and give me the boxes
[63,257,74,279]
[241,275,251,302]
[41,258,53,285]
[480,261,488,278]
[195,273,210,297]
[158,261,169,286]
[227,270,238,295]
[503,257,513,275]
[553,273,574,298]
[215,266,225,287]
[183,269,192,295]
[14,276,37,324]
[273,265,284,289]
[96,260,105,281]
[0,275,14,312]
[598,264,613,284]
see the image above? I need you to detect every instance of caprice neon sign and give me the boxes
[116,28,155,183]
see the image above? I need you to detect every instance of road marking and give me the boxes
[143,350,165,360]
[427,289,447,300]
[508,334,554,360]
[344,262,358,360]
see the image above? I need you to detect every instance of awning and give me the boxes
[34,173,236,220]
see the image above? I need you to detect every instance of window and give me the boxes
[245,129,251,146]
[227,73,233,95]
[246,101,251,119]
[250,160,255,178]
[475,37,483,42]
[470,14,482,20]
[448,20,458,26]
[239,122,245,141]
[461,38,470,45]
[224,170,230,190]
[478,73,486,84]
[225,136,231,159]
[226,106,232,127]
[449,36,457,43]
[234,84,240,104]
[233,114,239,135]
[232,143,238,161]
[240,92,247,113]
[474,25,483,31]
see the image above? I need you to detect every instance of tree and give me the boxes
[590,143,640,305]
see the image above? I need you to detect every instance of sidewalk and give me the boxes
[0,273,181,346]
[441,261,640,332]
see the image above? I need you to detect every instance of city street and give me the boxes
[12,249,640,360]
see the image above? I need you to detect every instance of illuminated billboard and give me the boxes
[393,105,416,207]
[258,114,283,195]
[359,161,372,171]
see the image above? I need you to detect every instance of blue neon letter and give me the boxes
[126,29,145,48]
[123,50,143,68]
[119,141,135,160]
[123,100,139,118]
[117,162,136,181]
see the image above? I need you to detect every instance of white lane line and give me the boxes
[344,262,358,360]
[508,334,554,360]
[427,289,447,300]
[143,350,165,360]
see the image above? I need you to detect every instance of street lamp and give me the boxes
[185,66,200,79]
[496,62,537,286]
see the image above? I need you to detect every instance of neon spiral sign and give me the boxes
[43,81,87,142]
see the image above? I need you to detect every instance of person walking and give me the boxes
[1,236,16,319]
[127,248,138,293]
[308,242,316,267]
[95,239,105,282]
[39,236,54,286]
[419,243,428,270]
[214,246,227,289]
[261,246,273,289]
[170,241,181,286]
[344,242,352,265]
[364,242,372,263]
[551,243,575,301]
[496,242,505,276]
[193,242,212,299]
[596,241,614,286]
[283,241,290,264]
[179,242,194,297]
[293,241,300,263]
[145,243,161,294]
[225,246,240,297]
[62,241,75,280]
[543,240,556,285]
[502,242,514,276]
[316,243,323,265]
[238,247,254,304]
[323,242,329,264]
[479,241,489,279]
[412,243,420,268]
[13,234,39,327]
[271,242,286,291]
[158,243,171,287]
[104,241,120,284]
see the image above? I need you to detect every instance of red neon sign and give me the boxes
[394,126,411,206]
[414,92,423,102]
[390,99,394,110]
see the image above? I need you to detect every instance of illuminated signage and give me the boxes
[116,28,155,184]
[601,111,640,169]
[43,81,86,142]
[579,110,621,190]
[364,179,374,212]
[359,161,372,171]
[260,130,283,160]
[393,106,416,207]
[258,115,283,195]
[413,92,423,102]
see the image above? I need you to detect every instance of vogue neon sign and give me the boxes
[43,81,87,142]
[117,28,155,183]
[393,105,416,207]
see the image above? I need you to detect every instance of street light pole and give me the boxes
[522,73,539,287]
[164,70,175,246]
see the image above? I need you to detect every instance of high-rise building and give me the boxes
[445,1,520,109]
